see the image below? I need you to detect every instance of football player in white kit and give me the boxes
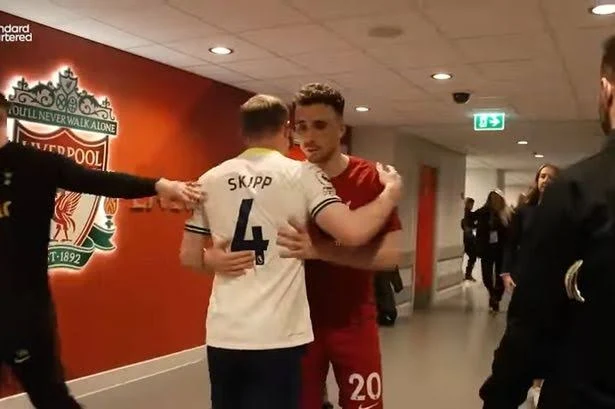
[179,94,401,409]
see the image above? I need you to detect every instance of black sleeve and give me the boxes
[479,179,585,409]
[53,154,159,198]
[502,208,523,277]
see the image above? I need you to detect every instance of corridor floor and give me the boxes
[69,281,523,409]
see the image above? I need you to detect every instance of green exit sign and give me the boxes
[473,112,506,131]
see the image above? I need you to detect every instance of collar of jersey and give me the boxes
[240,147,278,156]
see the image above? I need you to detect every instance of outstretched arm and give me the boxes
[55,153,157,198]
[54,154,201,202]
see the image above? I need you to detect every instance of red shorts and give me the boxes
[301,322,383,409]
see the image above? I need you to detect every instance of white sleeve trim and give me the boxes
[310,197,342,219]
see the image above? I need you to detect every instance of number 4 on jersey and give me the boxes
[231,199,269,265]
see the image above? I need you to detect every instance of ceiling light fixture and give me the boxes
[367,26,404,38]
[534,153,544,158]
[208,46,233,55]
[589,1,615,15]
[517,140,528,145]
[431,72,453,80]
[355,106,370,112]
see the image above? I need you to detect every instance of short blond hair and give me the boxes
[240,94,288,138]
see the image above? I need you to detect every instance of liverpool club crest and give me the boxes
[6,68,119,270]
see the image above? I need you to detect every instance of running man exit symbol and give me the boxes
[473,112,506,131]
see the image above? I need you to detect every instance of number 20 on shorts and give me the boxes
[349,372,382,402]
[231,199,269,265]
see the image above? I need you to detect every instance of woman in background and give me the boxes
[501,164,560,292]
[500,164,559,406]
[471,190,511,312]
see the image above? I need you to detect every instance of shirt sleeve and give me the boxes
[184,203,210,236]
[52,152,158,198]
[184,175,210,235]
[298,162,342,219]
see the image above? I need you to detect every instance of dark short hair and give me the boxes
[293,83,345,117]
[601,35,615,81]
[240,94,288,138]
[0,93,9,113]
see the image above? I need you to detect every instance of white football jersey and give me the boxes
[185,147,341,350]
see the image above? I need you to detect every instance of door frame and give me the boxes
[412,164,439,310]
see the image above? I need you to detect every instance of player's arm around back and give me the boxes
[179,175,255,275]
[299,162,402,247]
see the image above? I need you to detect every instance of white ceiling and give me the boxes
[1,0,614,173]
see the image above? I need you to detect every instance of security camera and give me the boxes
[452,92,471,104]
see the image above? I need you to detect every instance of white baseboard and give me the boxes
[0,306,417,408]
[0,345,206,408]
[433,282,463,303]
[396,301,412,318]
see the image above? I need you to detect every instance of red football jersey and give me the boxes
[306,155,402,328]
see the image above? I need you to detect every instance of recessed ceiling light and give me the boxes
[208,46,233,55]
[431,72,453,80]
[534,153,544,158]
[517,140,528,145]
[355,106,370,112]
[590,2,615,15]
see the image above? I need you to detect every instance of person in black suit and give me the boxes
[500,164,560,402]
[374,265,404,326]
[480,34,615,409]
[469,190,511,312]
[461,197,478,281]
[501,164,560,292]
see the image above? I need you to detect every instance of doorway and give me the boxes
[414,165,438,309]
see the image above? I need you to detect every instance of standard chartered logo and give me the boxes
[0,24,33,42]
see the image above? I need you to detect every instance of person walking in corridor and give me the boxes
[469,190,510,312]
[480,34,615,409]
[500,164,559,404]
[462,197,477,281]
[501,164,560,292]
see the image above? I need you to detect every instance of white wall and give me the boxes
[464,167,497,207]
[504,185,529,207]
[352,127,466,299]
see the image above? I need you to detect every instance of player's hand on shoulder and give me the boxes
[203,237,255,276]
[155,178,204,205]
[376,162,402,202]
[277,219,318,260]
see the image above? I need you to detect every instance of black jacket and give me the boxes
[469,206,508,258]
[461,208,476,244]
[0,142,157,332]
[480,131,615,409]
[502,205,537,282]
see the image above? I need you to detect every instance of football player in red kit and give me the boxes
[277,83,402,409]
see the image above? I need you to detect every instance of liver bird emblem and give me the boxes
[52,190,81,242]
